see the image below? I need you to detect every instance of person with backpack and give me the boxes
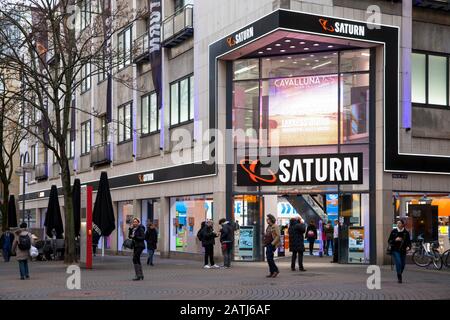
[12,222,34,280]
[0,229,15,262]
[218,218,234,268]
[199,220,219,269]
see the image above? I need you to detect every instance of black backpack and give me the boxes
[197,228,204,242]
[18,234,31,250]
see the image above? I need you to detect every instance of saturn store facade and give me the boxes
[19,2,450,265]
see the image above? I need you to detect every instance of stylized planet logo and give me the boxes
[239,159,277,184]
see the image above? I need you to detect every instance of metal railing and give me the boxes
[35,163,48,180]
[162,4,193,46]
[90,142,111,166]
[133,32,149,62]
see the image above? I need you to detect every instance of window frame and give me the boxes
[100,115,108,145]
[80,120,91,155]
[170,74,194,128]
[117,25,133,71]
[141,91,160,136]
[412,50,450,109]
[66,131,75,159]
[81,63,91,93]
[117,102,133,144]
[80,0,91,31]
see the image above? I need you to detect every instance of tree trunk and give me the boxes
[60,160,76,263]
[0,188,8,232]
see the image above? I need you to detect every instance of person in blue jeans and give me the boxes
[388,219,412,283]
[12,223,33,280]
[0,230,14,262]
[144,221,158,266]
[264,214,281,278]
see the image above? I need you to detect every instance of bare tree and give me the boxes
[0,71,26,231]
[0,0,145,263]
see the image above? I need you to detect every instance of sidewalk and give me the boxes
[0,255,449,300]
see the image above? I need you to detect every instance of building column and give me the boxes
[158,196,171,258]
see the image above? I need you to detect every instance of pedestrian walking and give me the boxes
[306,220,317,255]
[199,220,219,269]
[219,218,234,268]
[144,221,158,266]
[323,221,334,256]
[264,214,280,278]
[332,219,339,263]
[128,218,146,280]
[92,231,100,257]
[11,223,33,280]
[0,229,15,262]
[387,219,412,283]
[288,217,306,271]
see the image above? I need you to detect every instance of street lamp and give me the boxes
[15,155,34,224]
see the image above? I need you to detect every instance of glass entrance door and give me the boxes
[233,195,263,261]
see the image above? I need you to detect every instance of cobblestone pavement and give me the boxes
[0,255,449,300]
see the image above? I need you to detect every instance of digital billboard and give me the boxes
[268,75,338,146]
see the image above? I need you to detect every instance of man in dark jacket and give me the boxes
[219,218,234,268]
[144,221,158,266]
[128,218,146,280]
[0,230,14,262]
[200,220,219,269]
[288,217,306,271]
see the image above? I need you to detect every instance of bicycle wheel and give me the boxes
[444,250,450,268]
[412,249,431,267]
[431,250,443,270]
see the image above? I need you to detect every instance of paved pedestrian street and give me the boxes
[0,255,449,300]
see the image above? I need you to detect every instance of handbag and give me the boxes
[386,245,392,255]
[29,245,39,258]
[122,239,135,250]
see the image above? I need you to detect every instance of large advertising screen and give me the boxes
[268,75,338,147]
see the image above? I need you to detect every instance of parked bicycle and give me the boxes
[442,249,450,268]
[412,235,442,270]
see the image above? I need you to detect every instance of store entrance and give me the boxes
[233,193,370,264]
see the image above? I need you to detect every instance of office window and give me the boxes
[118,102,132,143]
[412,52,449,107]
[80,0,91,30]
[100,115,108,144]
[81,120,91,155]
[118,26,132,70]
[30,145,36,167]
[170,75,194,126]
[98,61,107,83]
[66,131,74,159]
[81,63,91,92]
[141,92,160,135]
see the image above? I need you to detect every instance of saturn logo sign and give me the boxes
[226,26,254,47]
[319,19,334,32]
[239,159,277,184]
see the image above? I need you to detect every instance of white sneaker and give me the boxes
[211,264,220,269]
[203,265,211,269]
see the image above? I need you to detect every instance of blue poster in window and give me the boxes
[238,226,254,259]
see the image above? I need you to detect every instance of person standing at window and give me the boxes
[306,220,318,256]
[388,219,412,284]
[264,214,280,278]
[199,220,219,269]
[218,218,234,269]
[323,221,334,256]
[332,219,339,263]
[128,218,146,280]
[145,221,158,266]
[288,217,306,272]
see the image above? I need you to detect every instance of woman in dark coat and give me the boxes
[288,217,306,271]
[144,221,158,266]
[306,220,318,256]
[128,218,146,280]
[199,220,219,269]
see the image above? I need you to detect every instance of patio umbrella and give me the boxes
[93,172,115,237]
[72,179,81,237]
[44,185,64,239]
[7,195,18,228]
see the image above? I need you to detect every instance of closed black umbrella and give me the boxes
[72,179,81,237]
[7,195,17,228]
[93,172,115,237]
[44,185,64,239]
